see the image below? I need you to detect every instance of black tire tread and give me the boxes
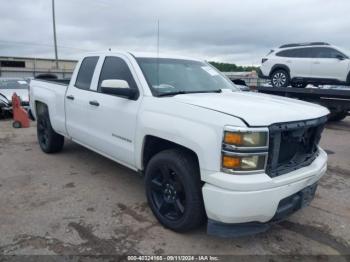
[328,111,348,122]
[145,148,205,232]
[37,106,64,153]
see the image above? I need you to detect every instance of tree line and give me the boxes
[209,61,257,72]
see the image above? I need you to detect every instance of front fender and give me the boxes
[134,98,247,177]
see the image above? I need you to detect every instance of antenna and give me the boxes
[157,19,160,87]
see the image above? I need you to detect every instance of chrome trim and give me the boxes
[223,126,269,148]
[221,167,266,175]
[224,126,269,134]
[221,126,269,175]
[222,150,267,157]
[221,152,268,175]
[222,143,268,152]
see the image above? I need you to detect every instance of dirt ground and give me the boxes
[0,118,349,257]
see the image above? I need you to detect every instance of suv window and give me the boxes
[276,48,312,58]
[75,56,98,90]
[311,47,346,58]
[98,56,137,91]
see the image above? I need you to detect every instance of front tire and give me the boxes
[37,106,64,153]
[145,149,205,232]
[271,69,290,88]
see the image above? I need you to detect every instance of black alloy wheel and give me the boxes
[145,149,205,232]
[149,164,186,221]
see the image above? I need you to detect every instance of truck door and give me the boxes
[65,56,100,147]
[82,55,142,167]
[310,47,349,82]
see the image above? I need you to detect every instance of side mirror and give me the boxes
[100,79,138,100]
[336,54,345,60]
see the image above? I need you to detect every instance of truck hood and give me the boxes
[173,91,329,126]
[0,89,29,103]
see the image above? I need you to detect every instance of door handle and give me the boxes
[66,95,74,100]
[89,100,100,106]
[286,60,292,63]
[313,61,320,64]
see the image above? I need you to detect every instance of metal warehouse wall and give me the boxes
[0,56,77,79]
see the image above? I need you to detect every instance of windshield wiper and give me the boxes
[157,89,222,97]
[157,91,188,97]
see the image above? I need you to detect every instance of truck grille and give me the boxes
[266,116,327,177]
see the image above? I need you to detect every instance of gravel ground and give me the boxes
[0,118,349,258]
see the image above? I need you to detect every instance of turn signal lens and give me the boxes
[222,154,267,172]
[224,131,267,147]
[224,132,242,145]
[222,156,240,169]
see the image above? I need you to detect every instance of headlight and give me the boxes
[222,126,269,174]
[224,131,268,148]
[222,153,267,171]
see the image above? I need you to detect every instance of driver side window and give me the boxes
[98,56,137,92]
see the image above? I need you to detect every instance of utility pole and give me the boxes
[52,0,59,69]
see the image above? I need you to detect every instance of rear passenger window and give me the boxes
[98,56,137,91]
[276,48,312,58]
[75,56,98,90]
[311,47,345,58]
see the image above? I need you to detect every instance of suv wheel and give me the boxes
[145,149,205,232]
[271,69,289,88]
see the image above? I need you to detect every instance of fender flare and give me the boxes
[270,64,290,78]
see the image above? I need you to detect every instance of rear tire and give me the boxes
[145,149,205,232]
[37,106,64,153]
[328,111,348,122]
[271,69,290,88]
[291,82,307,88]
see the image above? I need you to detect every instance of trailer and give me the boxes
[256,86,350,121]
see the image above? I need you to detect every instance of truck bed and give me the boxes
[34,78,71,86]
[29,79,69,135]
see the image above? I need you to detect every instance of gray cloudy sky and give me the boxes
[0,0,349,65]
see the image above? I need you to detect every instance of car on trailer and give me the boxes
[258,42,350,88]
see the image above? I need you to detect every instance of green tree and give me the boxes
[209,61,257,72]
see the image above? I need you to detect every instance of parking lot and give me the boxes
[0,118,349,256]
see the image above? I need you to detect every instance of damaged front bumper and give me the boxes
[207,182,318,237]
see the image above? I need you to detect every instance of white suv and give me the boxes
[258,42,350,88]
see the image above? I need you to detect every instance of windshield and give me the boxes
[136,58,238,96]
[0,79,29,89]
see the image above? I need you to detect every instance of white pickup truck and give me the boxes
[30,52,329,237]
